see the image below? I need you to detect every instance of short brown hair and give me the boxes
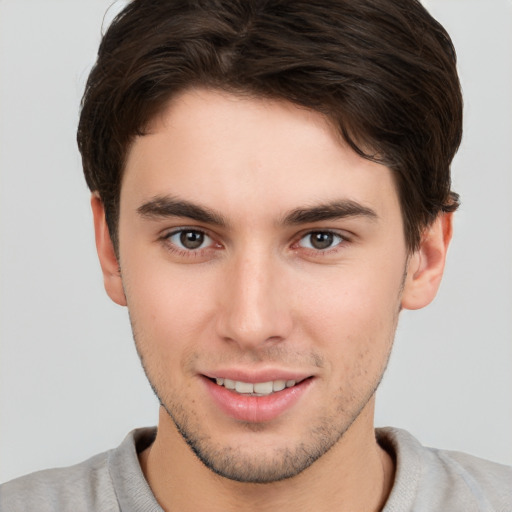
[77,0,462,252]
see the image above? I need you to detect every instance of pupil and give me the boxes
[311,232,333,250]
[180,231,204,249]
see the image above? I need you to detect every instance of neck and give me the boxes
[139,400,394,512]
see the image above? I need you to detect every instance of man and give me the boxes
[1,0,510,510]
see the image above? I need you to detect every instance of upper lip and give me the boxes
[201,368,313,384]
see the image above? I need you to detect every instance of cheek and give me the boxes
[294,260,403,365]
[123,262,218,397]
[300,264,401,327]
[122,253,218,350]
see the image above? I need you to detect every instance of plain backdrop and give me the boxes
[1,0,511,484]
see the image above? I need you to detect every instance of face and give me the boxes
[111,88,413,482]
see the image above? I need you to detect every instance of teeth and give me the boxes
[235,381,254,393]
[254,381,273,394]
[224,378,236,390]
[273,380,286,392]
[215,378,299,396]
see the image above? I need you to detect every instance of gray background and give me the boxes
[1,0,511,483]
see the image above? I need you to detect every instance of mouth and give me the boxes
[203,374,313,422]
[211,377,304,396]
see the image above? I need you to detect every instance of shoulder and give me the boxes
[434,446,512,491]
[0,428,157,512]
[0,450,118,512]
[378,427,512,512]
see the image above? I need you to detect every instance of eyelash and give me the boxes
[160,228,218,258]
[294,231,347,254]
[159,228,349,258]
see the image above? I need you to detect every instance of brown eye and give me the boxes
[180,231,204,249]
[299,231,343,250]
[168,230,210,250]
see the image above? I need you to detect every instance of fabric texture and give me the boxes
[1,427,511,511]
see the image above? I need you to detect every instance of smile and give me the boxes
[204,374,313,422]
[214,378,298,396]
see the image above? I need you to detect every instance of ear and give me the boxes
[401,213,453,310]
[90,194,127,306]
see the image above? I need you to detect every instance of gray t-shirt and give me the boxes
[1,427,511,511]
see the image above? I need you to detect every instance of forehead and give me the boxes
[121,88,401,224]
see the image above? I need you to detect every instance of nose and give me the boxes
[216,249,293,350]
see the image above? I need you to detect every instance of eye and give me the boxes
[167,229,213,250]
[298,231,344,250]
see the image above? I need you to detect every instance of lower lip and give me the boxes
[203,377,312,423]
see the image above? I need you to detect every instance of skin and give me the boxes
[92,88,452,512]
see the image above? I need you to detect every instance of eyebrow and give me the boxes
[137,196,228,227]
[282,200,378,225]
[137,195,378,227]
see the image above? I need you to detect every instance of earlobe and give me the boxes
[401,213,453,310]
[90,194,127,306]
